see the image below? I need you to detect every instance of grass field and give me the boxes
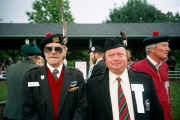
[0,80,180,119]
[170,81,180,120]
[0,81,7,101]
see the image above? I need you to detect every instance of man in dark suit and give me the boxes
[87,46,106,79]
[4,43,41,120]
[87,38,164,120]
[22,33,87,120]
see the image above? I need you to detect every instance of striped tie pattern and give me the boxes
[53,69,59,80]
[116,77,131,120]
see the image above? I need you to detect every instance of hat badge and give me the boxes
[62,37,68,45]
[91,47,95,52]
[52,36,60,43]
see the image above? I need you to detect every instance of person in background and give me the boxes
[3,43,41,120]
[87,48,96,79]
[87,38,164,120]
[131,34,172,120]
[126,49,135,69]
[22,33,87,120]
[87,46,106,79]
[35,56,44,66]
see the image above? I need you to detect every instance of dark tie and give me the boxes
[53,69,59,80]
[116,77,131,120]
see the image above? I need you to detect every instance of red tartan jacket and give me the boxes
[131,59,172,120]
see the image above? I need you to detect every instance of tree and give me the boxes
[106,0,180,23]
[26,0,74,23]
[173,13,180,23]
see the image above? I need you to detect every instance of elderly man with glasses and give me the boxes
[131,34,172,120]
[22,33,87,120]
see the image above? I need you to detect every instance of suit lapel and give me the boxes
[40,66,55,120]
[99,70,113,119]
[128,70,134,84]
[128,70,137,117]
[57,67,71,115]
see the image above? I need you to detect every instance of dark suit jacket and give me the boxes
[22,65,87,120]
[87,69,164,120]
[90,59,106,78]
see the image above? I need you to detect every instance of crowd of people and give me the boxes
[1,31,174,120]
[0,59,13,80]
[0,59,13,72]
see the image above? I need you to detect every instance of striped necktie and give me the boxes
[53,69,59,80]
[116,77,131,120]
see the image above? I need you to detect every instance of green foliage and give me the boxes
[67,50,89,67]
[26,0,74,23]
[0,50,20,61]
[0,50,10,59]
[166,12,180,23]
[171,50,180,68]
[173,50,180,62]
[106,0,180,23]
[170,81,180,120]
[0,81,7,101]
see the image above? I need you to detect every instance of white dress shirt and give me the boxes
[47,63,63,78]
[147,56,162,70]
[109,69,135,120]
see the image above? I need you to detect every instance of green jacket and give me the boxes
[3,60,38,120]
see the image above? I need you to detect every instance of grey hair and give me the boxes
[145,44,156,55]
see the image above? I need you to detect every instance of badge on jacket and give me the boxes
[28,82,40,87]
[131,84,145,113]
[68,81,79,92]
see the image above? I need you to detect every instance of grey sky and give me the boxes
[0,0,33,23]
[0,0,180,23]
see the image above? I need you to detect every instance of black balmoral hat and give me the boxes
[40,33,65,50]
[143,36,169,47]
[89,46,104,53]
[104,37,125,51]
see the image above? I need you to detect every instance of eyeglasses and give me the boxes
[44,46,63,53]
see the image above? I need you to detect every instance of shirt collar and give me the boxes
[47,63,63,74]
[109,68,128,84]
[147,56,162,69]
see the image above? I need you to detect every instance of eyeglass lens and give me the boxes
[44,47,63,53]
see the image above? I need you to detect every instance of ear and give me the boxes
[149,46,154,53]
